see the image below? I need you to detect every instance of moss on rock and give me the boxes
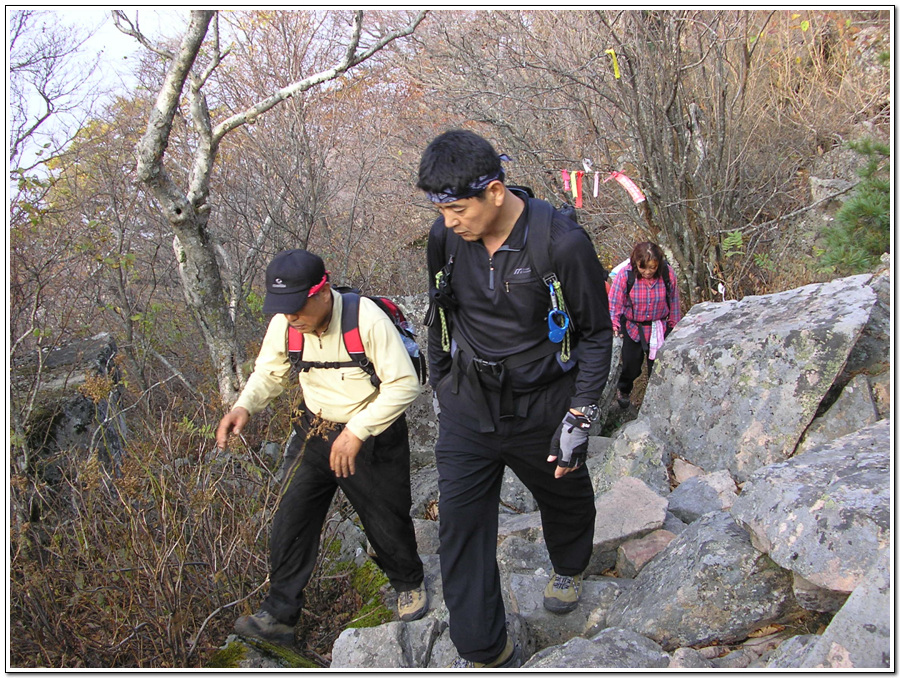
[205,641,248,668]
[206,638,319,669]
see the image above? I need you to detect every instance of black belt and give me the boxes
[471,357,503,376]
[450,331,561,433]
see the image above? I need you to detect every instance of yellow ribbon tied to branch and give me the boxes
[605,49,621,79]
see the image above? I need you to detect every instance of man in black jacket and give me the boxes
[418,129,613,668]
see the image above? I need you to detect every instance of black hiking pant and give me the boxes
[618,330,654,396]
[261,409,424,626]
[433,370,596,663]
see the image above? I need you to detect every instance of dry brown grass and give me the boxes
[8,396,361,668]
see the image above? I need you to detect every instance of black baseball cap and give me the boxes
[262,249,327,314]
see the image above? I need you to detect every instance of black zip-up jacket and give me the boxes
[426,194,613,411]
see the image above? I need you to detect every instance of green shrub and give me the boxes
[818,138,890,274]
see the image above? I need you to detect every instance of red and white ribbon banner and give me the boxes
[603,171,646,204]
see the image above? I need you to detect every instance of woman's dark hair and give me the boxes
[417,129,503,196]
[630,242,665,278]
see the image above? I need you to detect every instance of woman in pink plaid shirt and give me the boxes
[608,242,682,409]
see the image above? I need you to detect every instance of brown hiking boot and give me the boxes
[233,610,295,647]
[397,582,429,622]
[449,636,521,668]
[543,571,583,614]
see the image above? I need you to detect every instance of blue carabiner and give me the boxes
[548,309,569,343]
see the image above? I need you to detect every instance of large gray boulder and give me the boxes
[496,535,552,575]
[730,420,890,595]
[589,419,671,496]
[841,266,891,380]
[330,617,446,668]
[666,470,738,523]
[330,554,448,668]
[522,627,670,669]
[409,464,439,518]
[639,274,877,482]
[501,466,539,513]
[507,572,627,650]
[15,332,128,481]
[794,372,880,455]
[587,476,668,574]
[767,548,891,669]
[605,511,810,650]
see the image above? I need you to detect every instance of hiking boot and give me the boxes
[233,610,295,647]
[543,571,583,614]
[449,637,521,668]
[397,582,429,622]
[616,390,631,409]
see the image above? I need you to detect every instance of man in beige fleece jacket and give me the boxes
[216,249,426,648]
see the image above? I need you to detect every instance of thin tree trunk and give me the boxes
[134,10,244,404]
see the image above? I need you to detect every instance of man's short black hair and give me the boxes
[417,129,504,196]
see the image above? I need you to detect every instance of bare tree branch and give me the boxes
[211,10,427,143]
[134,10,213,212]
[111,10,175,61]
[8,9,102,168]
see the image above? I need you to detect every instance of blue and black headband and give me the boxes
[426,154,512,204]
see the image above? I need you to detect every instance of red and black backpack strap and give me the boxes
[340,293,378,385]
[287,292,373,381]
[285,290,426,388]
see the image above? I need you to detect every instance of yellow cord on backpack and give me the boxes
[435,270,451,352]
[552,279,571,362]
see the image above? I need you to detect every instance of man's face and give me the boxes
[283,286,332,334]
[435,183,502,242]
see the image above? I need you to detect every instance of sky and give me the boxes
[7,8,190,170]
[61,8,190,88]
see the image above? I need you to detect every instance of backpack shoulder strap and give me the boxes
[288,325,304,353]
[339,292,373,375]
[524,197,574,360]
[524,198,555,283]
[659,260,673,306]
[287,324,305,374]
[287,292,375,381]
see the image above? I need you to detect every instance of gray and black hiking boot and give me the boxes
[234,610,295,647]
[616,389,631,410]
[543,571,583,614]
[449,637,521,668]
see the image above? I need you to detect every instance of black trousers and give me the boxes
[434,371,597,662]
[261,410,424,626]
[618,330,654,395]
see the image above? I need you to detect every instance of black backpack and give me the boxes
[288,289,427,388]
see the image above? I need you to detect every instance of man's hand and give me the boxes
[216,407,250,451]
[330,428,364,478]
[547,409,591,479]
